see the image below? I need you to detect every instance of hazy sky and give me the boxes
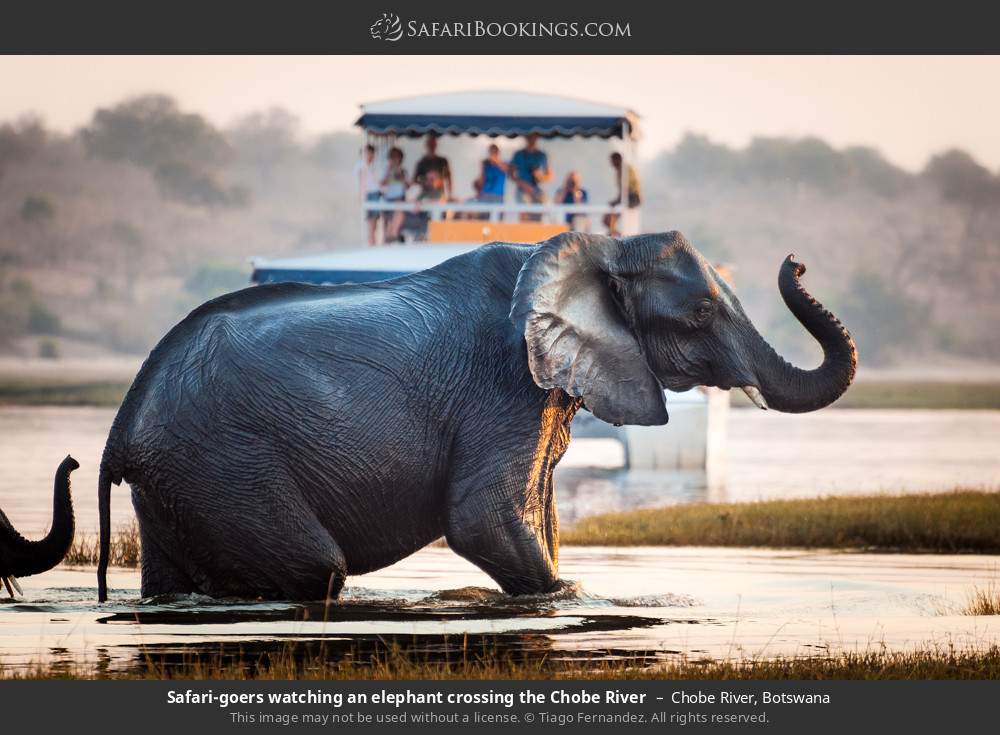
[3,55,998,171]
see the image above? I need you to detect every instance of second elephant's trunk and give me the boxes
[0,455,78,593]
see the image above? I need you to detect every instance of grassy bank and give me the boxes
[730,380,1000,410]
[562,491,1000,551]
[0,376,129,406]
[2,373,1000,409]
[6,644,1000,680]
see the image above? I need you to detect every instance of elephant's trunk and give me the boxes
[0,456,78,592]
[749,256,857,413]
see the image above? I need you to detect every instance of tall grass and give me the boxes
[64,521,140,567]
[562,491,1000,551]
[965,584,1000,616]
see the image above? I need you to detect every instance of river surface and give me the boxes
[1,406,998,535]
[3,548,1000,675]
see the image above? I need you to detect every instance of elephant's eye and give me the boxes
[693,300,715,323]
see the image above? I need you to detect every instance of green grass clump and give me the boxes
[729,380,1000,410]
[0,377,129,406]
[64,522,141,567]
[563,491,1000,551]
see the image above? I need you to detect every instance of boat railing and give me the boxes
[364,200,630,223]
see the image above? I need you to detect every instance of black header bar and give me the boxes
[2,0,998,54]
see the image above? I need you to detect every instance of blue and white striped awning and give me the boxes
[356,90,639,140]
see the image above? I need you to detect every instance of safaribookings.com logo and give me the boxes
[370,13,631,42]
[370,13,404,41]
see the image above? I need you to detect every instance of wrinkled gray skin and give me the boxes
[93,231,856,602]
[0,456,78,597]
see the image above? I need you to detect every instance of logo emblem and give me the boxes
[370,12,403,42]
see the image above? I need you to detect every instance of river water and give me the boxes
[1,406,998,535]
[3,548,1000,675]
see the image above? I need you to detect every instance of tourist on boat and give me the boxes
[395,168,448,242]
[510,133,552,221]
[354,143,384,246]
[474,143,508,204]
[553,170,589,229]
[381,146,408,242]
[603,151,642,236]
[414,133,452,201]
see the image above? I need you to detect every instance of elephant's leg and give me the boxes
[135,470,347,601]
[138,527,196,598]
[446,502,559,596]
[446,392,577,595]
[196,492,348,601]
[132,487,196,598]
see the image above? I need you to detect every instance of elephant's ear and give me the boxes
[509,232,668,426]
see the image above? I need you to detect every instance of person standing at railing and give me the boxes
[475,143,508,203]
[355,143,385,246]
[469,143,509,220]
[381,146,409,243]
[603,151,641,236]
[414,133,452,201]
[510,133,552,222]
[553,171,590,231]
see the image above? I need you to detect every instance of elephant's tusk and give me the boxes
[9,576,22,596]
[2,576,13,598]
[742,386,768,410]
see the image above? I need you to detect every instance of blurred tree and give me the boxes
[843,146,912,198]
[923,149,1000,209]
[835,268,933,365]
[308,131,361,168]
[229,108,301,175]
[184,264,249,301]
[153,162,250,208]
[27,301,60,334]
[37,338,60,360]
[0,115,47,177]
[661,132,738,183]
[20,195,55,223]
[81,94,231,170]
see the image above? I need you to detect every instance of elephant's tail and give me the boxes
[97,463,112,602]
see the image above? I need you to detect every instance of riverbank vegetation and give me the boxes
[64,521,140,567]
[562,491,1000,552]
[5,373,1000,409]
[965,584,1000,616]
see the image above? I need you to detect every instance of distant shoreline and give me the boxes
[2,369,1000,410]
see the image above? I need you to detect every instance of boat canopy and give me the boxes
[356,90,639,140]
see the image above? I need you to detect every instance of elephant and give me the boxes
[1,455,79,596]
[95,231,856,602]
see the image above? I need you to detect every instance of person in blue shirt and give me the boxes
[510,133,552,221]
[553,171,589,229]
[474,143,508,203]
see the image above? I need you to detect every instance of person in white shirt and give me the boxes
[354,144,384,246]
